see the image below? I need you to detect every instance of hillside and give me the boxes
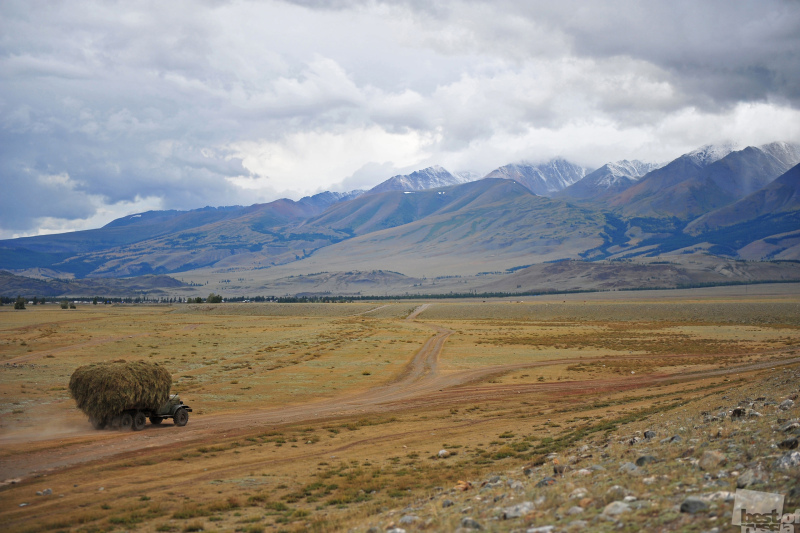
[250,180,609,278]
[687,162,800,234]
[193,256,800,298]
[610,143,800,219]
[300,180,497,237]
[0,206,245,274]
[0,191,360,277]
[4,179,567,279]
[685,163,800,261]
[0,193,366,278]
[51,200,352,278]
[0,270,187,298]
[472,257,800,293]
[609,144,734,217]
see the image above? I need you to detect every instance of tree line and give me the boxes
[7,278,798,309]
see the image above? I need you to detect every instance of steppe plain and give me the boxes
[1,283,800,532]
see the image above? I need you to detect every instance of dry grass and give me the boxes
[0,377,793,532]
[429,317,793,382]
[1,293,799,532]
[418,299,800,326]
[0,304,429,420]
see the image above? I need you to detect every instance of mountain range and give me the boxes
[607,142,800,219]
[2,141,800,296]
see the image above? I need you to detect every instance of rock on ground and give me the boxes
[460,517,483,530]
[680,497,709,514]
[698,450,727,470]
[501,501,534,519]
[602,501,632,516]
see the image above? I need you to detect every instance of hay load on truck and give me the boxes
[69,360,192,431]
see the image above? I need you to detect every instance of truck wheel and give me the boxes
[132,411,147,431]
[149,417,163,425]
[173,408,189,427]
[90,416,106,430]
[110,415,121,429]
[119,412,133,431]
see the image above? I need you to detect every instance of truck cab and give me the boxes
[149,394,192,427]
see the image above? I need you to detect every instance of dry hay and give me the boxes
[69,359,172,424]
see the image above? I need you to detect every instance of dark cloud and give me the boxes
[435,0,800,109]
[557,0,800,109]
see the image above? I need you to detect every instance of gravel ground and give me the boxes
[359,367,800,533]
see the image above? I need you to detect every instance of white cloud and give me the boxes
[2,195,165,240]
[653,102,800,156]
[229,125,439,196]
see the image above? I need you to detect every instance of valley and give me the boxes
[5,5,800,532]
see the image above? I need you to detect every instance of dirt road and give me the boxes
[2,305,798,481]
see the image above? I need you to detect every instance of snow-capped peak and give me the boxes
[453,170,482,183]
[484,158,588,196]
[686,142,740,166]
[556,159,659,199]
[369,165,467,193]
[758,141,800,167]
[601,160,660,182]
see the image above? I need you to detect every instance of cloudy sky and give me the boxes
[2,0,800,238]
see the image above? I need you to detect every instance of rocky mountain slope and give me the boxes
[484,159,589,196]
[0,270,186,297]
[0,192,363,278]
[685,162,800,261]
[362,366,800,533]
[687,161,800,234]
[368,166,474,193]
[227,257,800,298]
[300,179,511,237]
[609,143,800,219]
[557,160,660,199]
[275,179,608,277]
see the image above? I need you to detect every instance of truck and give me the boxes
[91,394,192,431]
